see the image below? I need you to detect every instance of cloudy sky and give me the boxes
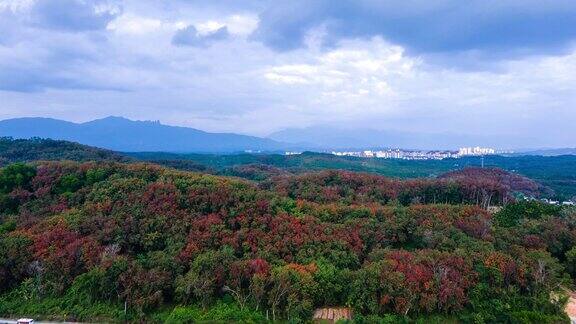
[0,0,575,147]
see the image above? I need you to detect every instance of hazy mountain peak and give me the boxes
[0,116,285,153]
[85,116,131,123]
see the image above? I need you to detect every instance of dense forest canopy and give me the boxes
[0,137,129,167]
[2,138,575,200]
[131,151,576,201]
[265,169,542,208]
[1,160,575,322]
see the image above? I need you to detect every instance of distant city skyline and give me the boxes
[0,0,575,148]
[324,147,510,161]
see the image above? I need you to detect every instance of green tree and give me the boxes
[176,246,236,308]
[0,163,36,193]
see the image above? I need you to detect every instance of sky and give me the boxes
[0,0,575,148]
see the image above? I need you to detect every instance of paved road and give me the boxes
[0,319,81,324]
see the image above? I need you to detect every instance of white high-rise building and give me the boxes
[458,147,496,156]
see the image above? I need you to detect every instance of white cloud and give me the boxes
[107,14,163,34]
[225,14,258,36]
[0,0,34,12]
[181,14,258,37]
[262,38,414,113]
[195,20,225,35]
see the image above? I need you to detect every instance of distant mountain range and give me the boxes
[0,117,287,153]
[516,148,576,156]
[1,117,574,154]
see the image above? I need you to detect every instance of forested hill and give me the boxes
[0,137,129,166]
[2,137,574,200]
[132,151,576,200]
[2,138,574,200]
[0,161,574,322]
[264,169,543,208]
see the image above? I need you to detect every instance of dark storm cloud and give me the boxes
[253,0,576,57]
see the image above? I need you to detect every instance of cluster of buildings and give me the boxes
[523,196,575,206]
[327,147,508,160]
[331,149,459,160]
[458,147,496,156]
[284,146,514,161]
[539,198,575,206]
